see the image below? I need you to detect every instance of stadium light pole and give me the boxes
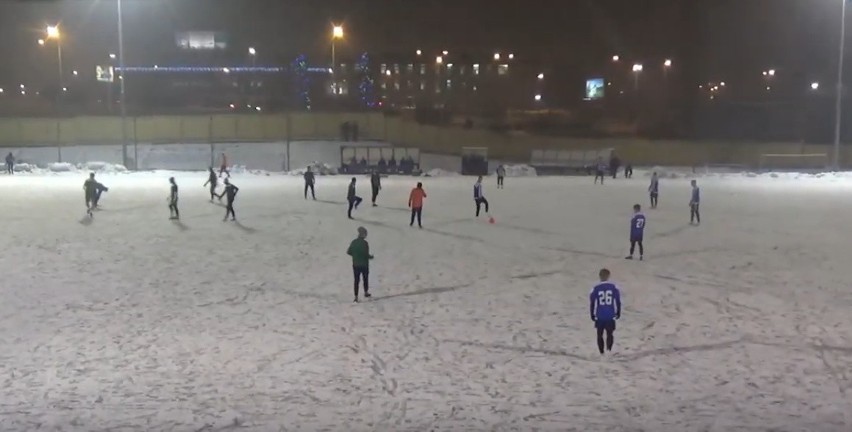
[117,0,129,169]
[44,26,63,95]
[833,0,847,171]
[331,24,344,96]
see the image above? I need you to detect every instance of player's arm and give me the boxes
[367,242,374,259]
[589,289,597,320]
[408,190,414,207]
[346,241,354,257]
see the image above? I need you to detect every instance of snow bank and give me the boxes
[83,161,128,173]
[13,163,34,173]
[501,164,537,177]
[288,162,338,176]
[425,168,460,177]
[48,162,75,172]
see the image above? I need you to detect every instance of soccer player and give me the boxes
[370,170,381,207]
[304,166,316,200]
[83,173,98,216]
[689,179,700,225]
[474,176,489,217]
[649,172,659,209]
[218,152,230,178]
[496,165,506,189]
[168,177,179,220]
[5,152,14,174]
[347,177,363,219]
[626,204,645,260]
[203,167,218,201]
[590,268,622,355]
[408,182,427,228]
[594,157,606,185]
[346,226,374,302]
[221,178,239,221]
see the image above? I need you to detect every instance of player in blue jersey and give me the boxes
[649,172,659,208]
[689,179,700,225]
[626,204,645,260]
[590,268,621,355]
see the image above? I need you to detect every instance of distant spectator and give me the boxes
[378,157,387,173]
[609,152,621,179]
[388,156,397,173]
[624,163,633,179]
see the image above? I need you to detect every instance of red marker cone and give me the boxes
[488,216,495,224]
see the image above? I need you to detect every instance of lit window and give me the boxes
[380,64,387,74]
[498,64,509,75]
[407,80,413,89]
[394,82,400,91]
[407,64,414,73]
[435,83,441,93]
[420,82,426,91]
[420,64,426,75]
[473,64,480,75]
[340,64,348,73]
[473,85,478,92]
[446,63,453,71]
[394,64,400,74]
[381,82,387,90]
[446,79,452,89]
[460,65,466,75]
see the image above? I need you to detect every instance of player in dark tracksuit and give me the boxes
[626,204,645,260]
[221,178,239,221]
[83,174,98,216]
[474,176,489,217]
[304,167,316,200]
[347,226,374,302]
[690,179,700,225]
[590,268,622,355]
[347,177,363,219]
[370,170,381,207]
[203,167,218,201]
[594,159,606,185]
[168,177,180,220]
[649,172,659,209]
[5,152,14,174]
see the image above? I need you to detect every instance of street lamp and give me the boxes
[508,53,514,60]
[331,24,344,95]
[493,53,500,61]
[534,94,542,101]
[248,47,256,56]
[416,49,422,56]
[833,0,847,170]
[42,26,63,92]
[537,73,544,80]
[632,63,643,90]
[812,82,820,90]
[612,55,620,62]
[436,56,443,64]
[109,53,116,60]
[664,59,672,68]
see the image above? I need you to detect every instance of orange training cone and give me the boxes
[488,216,495,224]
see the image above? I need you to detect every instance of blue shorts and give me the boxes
[631,236,644,243]
[595,319,616,331]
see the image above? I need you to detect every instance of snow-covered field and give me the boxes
[2,170,852,431]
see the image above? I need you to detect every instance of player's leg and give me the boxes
[353,266,360,301]
[628,240,636,258]
[596,324,606,354]
[174,199,179,219]
[229,202,236,220]
[638,240,644,259]
[606,320,616,351]
[304,183,309,199]
[363,268,370,297]
[355,196,362,209]
[311,184,316,200]
[371,187,379,206]
[475,199,482,217]
[417,208,422,227]
[483,198,489,213]
[410,208,416,226]
[695,204,700,224]
[347,199,355,219]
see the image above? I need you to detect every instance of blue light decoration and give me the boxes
[357,53,376,108]
[290,55,311,110]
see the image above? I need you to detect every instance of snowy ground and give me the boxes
[2,170,852,431]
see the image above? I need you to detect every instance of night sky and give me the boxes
[0,0,846,93]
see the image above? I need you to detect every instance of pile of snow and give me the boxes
[13,163,34,173]
[83,161,128,173]
[48,162,75,172]
[288,162,338,176]
[425,168,460,177]
[501,164,537,177]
